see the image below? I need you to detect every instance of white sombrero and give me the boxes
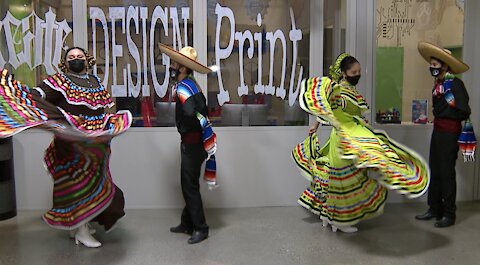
[418,41,469,74]
[158,43,212,74]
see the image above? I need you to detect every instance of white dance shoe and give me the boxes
[69,223,96,239]
[331,225,358,233]
[322,219,329,227]
[74,224,102,248]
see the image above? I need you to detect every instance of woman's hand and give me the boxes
[308,121,320,135]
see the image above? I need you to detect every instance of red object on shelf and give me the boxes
[208,105,222,117]
[141,96,155,127]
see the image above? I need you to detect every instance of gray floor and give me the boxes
[1,202,480,265]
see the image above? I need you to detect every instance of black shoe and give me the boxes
[188,230,208,244]
[434,217,455,228]
[170,225,193,235]
[415,211,442,221]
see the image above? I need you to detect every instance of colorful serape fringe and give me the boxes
[458,119,476,162]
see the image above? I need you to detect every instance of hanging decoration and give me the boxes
[376,0,415,46]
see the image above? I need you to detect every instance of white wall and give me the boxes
[12,127,321,210]
[12,124,476,210]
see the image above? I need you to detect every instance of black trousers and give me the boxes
[180,143,209,232]
[428,130,460,219]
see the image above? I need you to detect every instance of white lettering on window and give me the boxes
[0,8,71,74]
[214,6,303,106]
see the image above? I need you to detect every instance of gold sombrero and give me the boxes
[158,43,211,74]
[418,41,469,74]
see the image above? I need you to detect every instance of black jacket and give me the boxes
[175,78,208,134]
[432,77,470,121]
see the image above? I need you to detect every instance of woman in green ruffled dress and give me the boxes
[293,53,430,233]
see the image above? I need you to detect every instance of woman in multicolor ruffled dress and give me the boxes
[0,47,132,247]
[292,53,430,233]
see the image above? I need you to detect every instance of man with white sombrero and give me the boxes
[415,42,475,228]
[159,43,217,244]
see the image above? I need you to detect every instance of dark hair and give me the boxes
[430,57,445,65]
[64,46,86,60]
[340,56,359,73]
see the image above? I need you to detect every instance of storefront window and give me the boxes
[0,0,74,87]
[87,0,193,127]
[1,0,193,128]
[206,0,310,126]
[375,0,464,124]
[1,0,347,128]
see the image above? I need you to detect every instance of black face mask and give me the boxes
[67,59,86,73]
[169,67,180,80]
[345,75,361,86]
[429,66,442,77]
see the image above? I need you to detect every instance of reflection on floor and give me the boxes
[1,202,480,265]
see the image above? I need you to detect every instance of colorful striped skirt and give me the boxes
[42,137,124,230]
[293,125,429,226]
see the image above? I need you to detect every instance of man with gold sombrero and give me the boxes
[159,43,217,244]
[415,42,475,228]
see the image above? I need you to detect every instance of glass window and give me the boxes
[1,0,194,128]
[206,0,310,126]
[375,0,464,124]
[0,0,74,87]
[323,0,346,77]
[87,0,193,127]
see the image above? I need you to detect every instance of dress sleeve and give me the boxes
[299,77,339,126]
[31,81,64,105]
